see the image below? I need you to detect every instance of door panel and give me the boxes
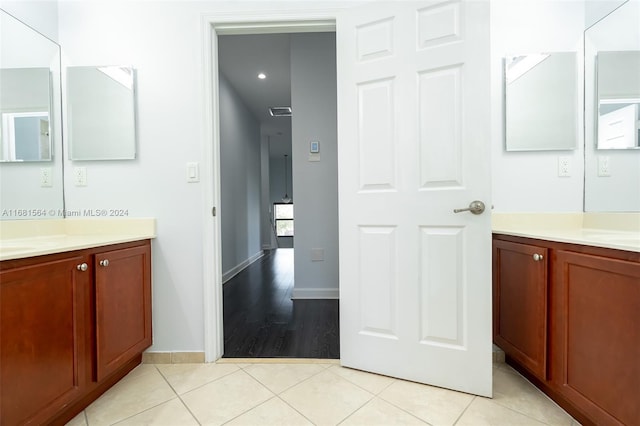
[338,0,492,396]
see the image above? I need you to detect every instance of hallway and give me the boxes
[223,249,339,358]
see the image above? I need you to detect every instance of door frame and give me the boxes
[201,9,341,362]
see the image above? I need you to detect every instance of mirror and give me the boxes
[596,51,640,149]
[504,52,578,151]
[0,68,52,161]
[0,9,64,219]
[67,66,137,160]
[584,0,640,212]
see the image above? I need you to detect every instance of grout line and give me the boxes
[274,394,318,425]
[325,364,398,396]
[375,393,435,426]
[452,395,476,425]
[154,365,203,425]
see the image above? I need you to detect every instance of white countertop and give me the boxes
[492,213,640,253]
[0,218,156,261]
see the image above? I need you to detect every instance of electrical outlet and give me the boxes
[598,156,611,177]
[40,167,53,187]
[74,167,87,186]
[558,156,571,177]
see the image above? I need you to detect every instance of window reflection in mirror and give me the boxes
[596,51,640,149]
[504,52,578,151]
[67,66,137,161]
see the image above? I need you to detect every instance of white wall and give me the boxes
[58,1,349,353]
[290,33,339,299]
[219,74,262,277]
[0,0,58,42]
[491,0,585,212]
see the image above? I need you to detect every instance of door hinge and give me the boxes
[212,206,216,217]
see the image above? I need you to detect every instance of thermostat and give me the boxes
[310,141,320,153]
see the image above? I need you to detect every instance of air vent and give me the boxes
[269,106,292,117]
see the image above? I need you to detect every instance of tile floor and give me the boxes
[66,360,579,426]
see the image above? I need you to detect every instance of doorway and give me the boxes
[215,27,339,359]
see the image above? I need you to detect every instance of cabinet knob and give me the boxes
[533,253,544,261]
[77,263,88,272]
[99,259,110,267]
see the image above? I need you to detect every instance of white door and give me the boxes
[337,0,492,397]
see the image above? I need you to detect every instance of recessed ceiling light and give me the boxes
[258,72,266,80]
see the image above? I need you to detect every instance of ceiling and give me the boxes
[217,33,292,160]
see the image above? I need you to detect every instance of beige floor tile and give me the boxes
[493,368,574,425]
[181,369,273,425]
[225,396,313,426]
[327,365,396,395]
[114,398,199,425]
[456,397,547,426]
[65,411,87,426]
[243,363,326,394]
[280,369,374,425]
[340,397,427,425]
[85,366,176,426]
[378,379,474,425]
[156,362,239,394]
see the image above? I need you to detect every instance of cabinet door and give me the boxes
[94,243,151,381]
[0,255,90,425]
[493,239,548,379]
[551,250,639,426]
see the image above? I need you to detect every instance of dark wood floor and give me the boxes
[222,248,340,359]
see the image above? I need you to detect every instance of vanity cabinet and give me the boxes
[0,240,151,425]
[493,234,640,426]
[550,250,640,426]
[493,239,548,380]
[0,253,90,425]
[94,244,151,381]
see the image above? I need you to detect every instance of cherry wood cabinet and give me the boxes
[493,239,548,380]
[550,250,640,426]
[94,244,151,381]
[493,234,640,426]
[0,240,151,425]
[0,253,90,425]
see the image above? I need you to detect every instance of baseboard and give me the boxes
[291,287,339,299]
[142,351,205,364]
[222,250,264,284]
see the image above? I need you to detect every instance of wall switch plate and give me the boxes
[40,167,53,187]
[598,156,611,177]
[557,156,571,177]
[74,167,87,186]
[186,162,200,183]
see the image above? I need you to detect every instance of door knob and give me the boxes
[533,253,544,261]
[76,263,88,272]
[453,200,485,215]
[99,259,110,267]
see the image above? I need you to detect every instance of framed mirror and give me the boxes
[596,51,640,149]
[504,52,578,151]
[67,66,137,160]
[0,9,64,219]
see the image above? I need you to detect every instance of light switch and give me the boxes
[187,162,199,182]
